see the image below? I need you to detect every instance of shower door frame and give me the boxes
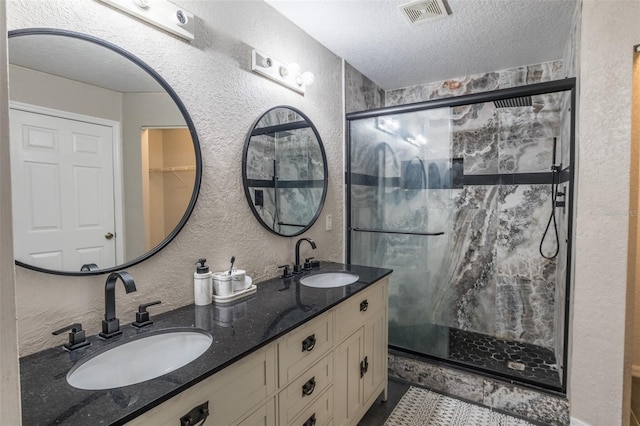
[345,78,576,394]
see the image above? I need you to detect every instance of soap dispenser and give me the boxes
[194,258,213,305]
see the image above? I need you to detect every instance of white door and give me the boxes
[10,108,117,271]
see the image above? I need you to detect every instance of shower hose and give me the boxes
[539,166,560,259]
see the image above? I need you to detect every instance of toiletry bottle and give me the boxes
[194,258,213,305]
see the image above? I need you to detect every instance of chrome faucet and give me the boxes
[294,237,316,274]
[99,271,137,339]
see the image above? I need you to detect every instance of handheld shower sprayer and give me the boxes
[540,137,560,259]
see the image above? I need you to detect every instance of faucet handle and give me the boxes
[52,323,90,351]
[278,264,293,279]
[303,257,315,270]
[132,301,162,328]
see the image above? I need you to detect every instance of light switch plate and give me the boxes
[326,214,332,231]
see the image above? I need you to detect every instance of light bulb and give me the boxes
[279,65,289,77]
[300,71,314,86]
[287,63,301,79]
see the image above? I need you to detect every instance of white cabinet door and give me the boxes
[363,308,387,403]
[10,108,117,271]
[334,328,364,426]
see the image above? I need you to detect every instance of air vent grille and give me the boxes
[494,96,533,109]
[399,0,450,25]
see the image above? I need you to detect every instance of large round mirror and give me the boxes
[8,29,201,275]
[242,106,327,237]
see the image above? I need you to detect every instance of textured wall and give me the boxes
[7,0,344,356]
[570,1,640,424]
[0,1,22,421]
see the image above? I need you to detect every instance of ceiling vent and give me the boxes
[399,0,450,25]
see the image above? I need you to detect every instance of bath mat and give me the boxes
[384,386,535,426]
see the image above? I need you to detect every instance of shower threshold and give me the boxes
[390,323,562,391]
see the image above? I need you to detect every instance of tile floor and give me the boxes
[358,378,411,426]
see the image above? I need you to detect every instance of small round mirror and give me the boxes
[242,106,327,237]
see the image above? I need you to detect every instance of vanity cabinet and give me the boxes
[125,276,388,426]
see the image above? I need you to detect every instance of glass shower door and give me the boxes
[349,108,455,357]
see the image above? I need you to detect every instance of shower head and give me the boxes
[493,96,532,109]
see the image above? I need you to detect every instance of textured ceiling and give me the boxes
[265,0,577,90]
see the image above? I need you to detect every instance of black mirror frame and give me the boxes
[242,105,328,237]
[9,28,202,276]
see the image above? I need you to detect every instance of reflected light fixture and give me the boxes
[98,0,195,41]
[252,49,315,95]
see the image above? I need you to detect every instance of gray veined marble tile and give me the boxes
[453,185,498,210]
[495,273,556,348]
[496,184,557,348]
[387,354,485,403]
[498,137,554,174]
[457,129,499,175]
[345,62,385,113]
[446,208,498,335]
[498,105,561,142]
[497,184,554,257]
[451,103,499,131]
[483,380,569,426]
[385,84,431,106]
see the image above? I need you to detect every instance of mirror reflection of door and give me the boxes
[141,127,195,251]
[9,105,122,271]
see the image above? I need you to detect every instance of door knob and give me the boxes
[105,232,114,240]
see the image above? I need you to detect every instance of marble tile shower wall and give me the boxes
[440,93,563,349]
[345,62,385,113]
[385,61,562,106]
[347,61,570,351]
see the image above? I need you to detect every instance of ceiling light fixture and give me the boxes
[251,49,314,95]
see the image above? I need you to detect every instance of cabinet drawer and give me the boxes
[126,344,276,426]
[279,312,333,385]
[236,399,276,426]
[334,278,387,343]
[288,386,333,426]
[279,352,333,425]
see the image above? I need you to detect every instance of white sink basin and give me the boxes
[300,272,360,288]
[67,328,212,390]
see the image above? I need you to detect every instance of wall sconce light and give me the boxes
[251,49,314,95]
[98,0,195,41]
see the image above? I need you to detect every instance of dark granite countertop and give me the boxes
[20,262,392,425]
